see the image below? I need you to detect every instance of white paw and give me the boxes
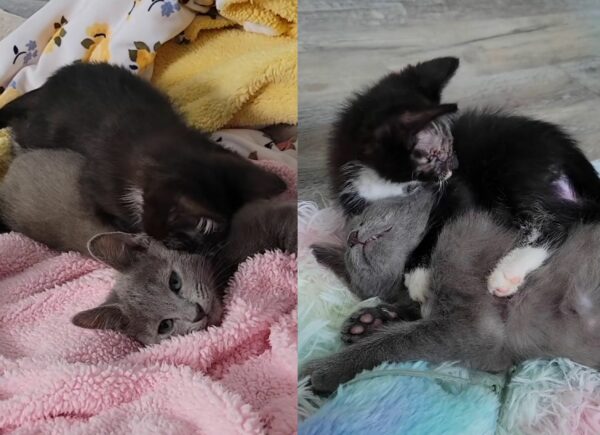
[488,246,549,297]
[405,267,431,303]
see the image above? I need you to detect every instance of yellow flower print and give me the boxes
[81,23,111,62]
[128,41,161,73]
[44,16,68,54]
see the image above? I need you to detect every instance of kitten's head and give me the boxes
[313,186,435,300]
[142,145,287,245]
[332,57,460,186]
[72,232,223,345]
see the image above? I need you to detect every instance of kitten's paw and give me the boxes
[488,246,549,297]
[405,267,431,303]
[487,270,523,297]
[301,354,357,395]
[341,304,400,344]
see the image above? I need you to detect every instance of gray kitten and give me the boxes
[312,187,434,310]
[77,198,297,345]
[0,149,113,254]
[0,149,222,345]
[304,210,600,394]
[221,198,297,267]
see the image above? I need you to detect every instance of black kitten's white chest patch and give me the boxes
[340,162,421,214]
[354,167,421,200]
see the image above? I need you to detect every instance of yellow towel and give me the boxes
[218,0,296,38]
[152,27,297,132]
[0,129,11,179]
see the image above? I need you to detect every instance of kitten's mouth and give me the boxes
[193,303,206,323]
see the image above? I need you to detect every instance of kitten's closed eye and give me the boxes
[169,271,182,293]
[158,319,174,335]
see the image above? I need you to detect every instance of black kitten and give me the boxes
[0,63,286,242]
[328,57,600,299]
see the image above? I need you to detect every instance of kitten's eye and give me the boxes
[169,271,182,293]
[158,319,174,335]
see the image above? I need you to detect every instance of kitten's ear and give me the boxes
[312,244,350,285]
[399,103,457,133]
[224,158,287,204]
[72,303,129,332]
[410,57,460,102]
[88,232,150,271]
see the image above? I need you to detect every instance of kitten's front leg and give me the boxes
[405,267,432,304]
[302,349,361,394]
[404,216,447,304]
[487,246,549,297]
[304,318,473,394]
[341,301,420,344]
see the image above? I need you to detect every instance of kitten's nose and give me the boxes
[348,230,360,248]
[193,304,206,322]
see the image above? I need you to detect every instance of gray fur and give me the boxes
[0,149,221,345]
[304,211,600,393]
[313,187,434,301]
[222,198,297,267]
[0,149,113,253]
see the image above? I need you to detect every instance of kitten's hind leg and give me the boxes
[487,245,549,297]
[488,198,579,298]
[341,301,420,344]
[304,316,506,394]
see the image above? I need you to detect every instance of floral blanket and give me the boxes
[0,0,195,107]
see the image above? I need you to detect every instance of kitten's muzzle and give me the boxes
[413,153,457,182]
[412,127,457,181]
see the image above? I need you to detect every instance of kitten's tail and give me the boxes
[0,88,39,128]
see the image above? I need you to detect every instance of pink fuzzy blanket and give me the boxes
[0,162,297,434]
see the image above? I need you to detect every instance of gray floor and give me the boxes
[299,0,600,204]
[0,0,47,18]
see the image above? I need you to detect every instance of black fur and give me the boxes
[329,57,600,271]
[0,62,286,242]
